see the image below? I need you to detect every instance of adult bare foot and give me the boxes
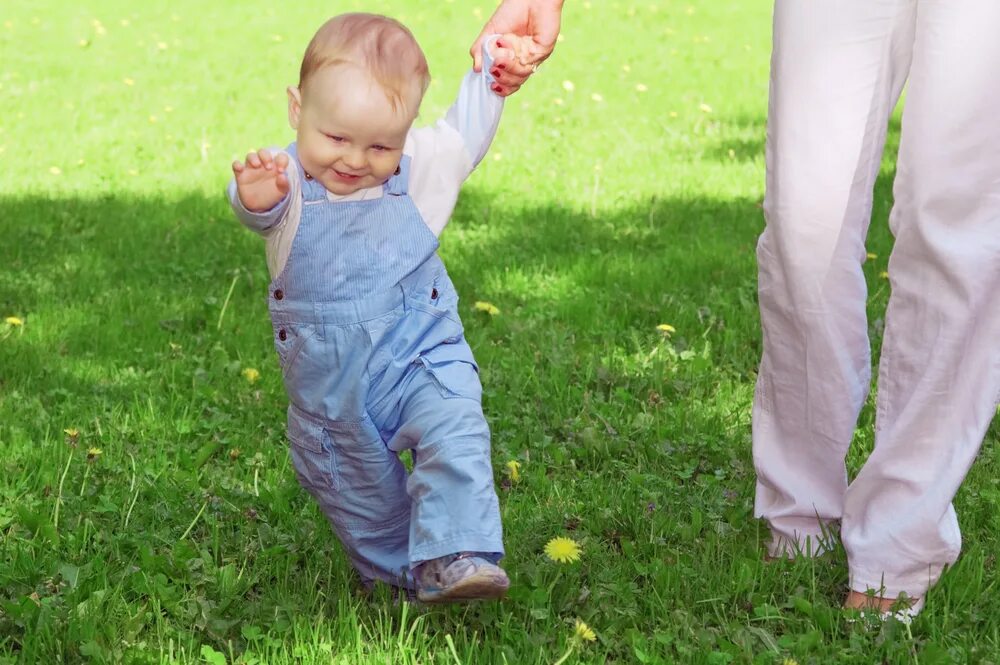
[844,590,923,618]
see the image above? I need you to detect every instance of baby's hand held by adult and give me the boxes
[232,149,290,212]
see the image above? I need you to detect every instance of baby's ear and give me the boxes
[287,86,303,130]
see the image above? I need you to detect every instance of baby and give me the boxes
[227,13,517,602]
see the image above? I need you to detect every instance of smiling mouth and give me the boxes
[333,169,362,180]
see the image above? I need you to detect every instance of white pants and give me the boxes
[753,0,1000,598]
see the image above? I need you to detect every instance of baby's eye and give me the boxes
[326,134,345,143]
[371,145,389,152]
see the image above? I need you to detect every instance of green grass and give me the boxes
[2,1,999,663]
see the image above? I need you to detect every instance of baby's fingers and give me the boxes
[257,148,275,170]
[275,171,290,195]
[232,160,245,175]
[246,151,262,169]
[274,152,289,172]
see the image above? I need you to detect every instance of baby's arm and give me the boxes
[443,36,507,170]
[227,148,292,233]
[407,38,507,235]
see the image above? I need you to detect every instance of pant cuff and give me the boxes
[410,532,505,566]
[848,564,942,599]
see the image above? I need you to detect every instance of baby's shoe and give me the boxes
[415,552,509,603]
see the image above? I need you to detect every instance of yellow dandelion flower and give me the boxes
[164,105,174,113]
[544,536,581,563]
[120,19,130,26]
[5,316,23,326]
[562,80,575,92]
[669,111,678,118]
[474,301,500,316]
[242,368,260,384]
[622,64,631,72]
[591,93,603,102]
[63,428,80,438]
[49,166,61,175]
[699,103,713,113]
[79,38,90,47]
[86,447,103,461]
[866,252,878,260]
[271,34,283,42]
[123,77,134,86]
[157,41,168,50]
[493,153,502,161]
[553,97,564,106]
[574,619,597,642]
[783,659,799,665]
[635,83,648,92]
[656,323,676,335]
[879,271,889,279]
[505,460,521,482]
[149,115,157,123]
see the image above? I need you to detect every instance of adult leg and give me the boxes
[754,0,916,558]
[842,0,1000,602]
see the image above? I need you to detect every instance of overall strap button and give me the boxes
[278,329,287,341]
[273,289,284,300]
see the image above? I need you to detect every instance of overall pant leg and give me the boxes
[381,361,504,566]
[754,0,916,557]
[843,0,1000,598]
[286,406,413,589]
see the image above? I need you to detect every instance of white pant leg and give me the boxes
[843,0,1000,598]
[754,0,916,557]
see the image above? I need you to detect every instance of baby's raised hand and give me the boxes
[232,149,290,212]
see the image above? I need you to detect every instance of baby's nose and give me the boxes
[343,148,367,170]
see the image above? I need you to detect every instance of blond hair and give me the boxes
[298,13,430,113]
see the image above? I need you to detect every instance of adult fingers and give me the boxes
[492,81,522,98]
[470,31,488,72]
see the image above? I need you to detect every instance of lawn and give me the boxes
[2,0,999,663]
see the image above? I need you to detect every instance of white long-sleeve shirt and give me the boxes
[228,44,503,279]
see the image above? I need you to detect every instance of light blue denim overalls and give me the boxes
[269,144,503,588]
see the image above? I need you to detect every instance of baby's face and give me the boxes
[289,65,419,196]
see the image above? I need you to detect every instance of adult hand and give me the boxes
[470,0,564,96]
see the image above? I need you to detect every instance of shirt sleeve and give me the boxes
[407,36,504,237]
